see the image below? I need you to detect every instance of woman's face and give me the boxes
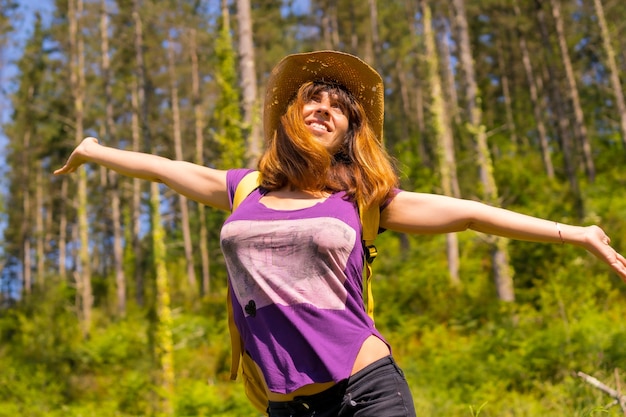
[302,90,349,153]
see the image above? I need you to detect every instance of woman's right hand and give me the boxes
[53,137,99,175]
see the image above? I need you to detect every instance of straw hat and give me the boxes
[263,50,384,143]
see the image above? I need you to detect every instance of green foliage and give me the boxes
[175,380,261,417]
[3,0,626,416]
[0,282,80,413]
[212,9,246,170]
[0,283,258,416]
[368,216,626,416]
[2,233,626,416]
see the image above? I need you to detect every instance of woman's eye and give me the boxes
[331,103,345,113]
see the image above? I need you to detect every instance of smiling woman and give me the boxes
[258,77,392,206]
[53,50,626,417]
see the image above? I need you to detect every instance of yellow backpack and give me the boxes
[227,170,380,415]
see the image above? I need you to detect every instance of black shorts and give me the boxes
[267,355,416,417]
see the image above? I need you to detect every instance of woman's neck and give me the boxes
[259,187,330,211]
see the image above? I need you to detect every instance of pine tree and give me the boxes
[213,0,245,169]
[236,0,262,166]
[592,0,626,148]
[422,1,461,285]
[452,0,514,301]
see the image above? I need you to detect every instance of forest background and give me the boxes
[1,0,626,416]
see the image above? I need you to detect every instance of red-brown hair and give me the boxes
[258,82,398,209]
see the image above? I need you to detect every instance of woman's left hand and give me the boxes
[582,225,626,282]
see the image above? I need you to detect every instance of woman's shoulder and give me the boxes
[226,169,257,206]
[227,168,256,185]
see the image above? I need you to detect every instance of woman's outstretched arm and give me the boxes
[54,137,230,210]
[381,190,626,281]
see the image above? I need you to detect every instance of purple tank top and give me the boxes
[220,169,388,394]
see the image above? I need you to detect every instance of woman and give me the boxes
[54,51,626,417]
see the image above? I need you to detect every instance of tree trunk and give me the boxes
[422,1,460,286]
[395,59,412,137]
[131,0,146,306]
[349,0,358,51]
[513,0,555,179]
[535,3,584,219]
[452,0,514,301]
[435,16,460,127]
[495,37,519,147]
[550,0,595,182]
[21,130,32,296]
[150,181,175,416]
[236,0,261,165]
[35,168,44,286]
[59,178,68,277]
[188,27,211,295]
[215,0,246,168]
[330,2,340,49]
[167,32,197,295]
[593,0,626,148]
[69,0,93,336]
[405,3,429,166]
[101,0,126,315]
[364,0,380,63]
[320,0,337,49]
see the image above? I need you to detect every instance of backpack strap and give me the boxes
[360,204,380,321]
[228,170,269,415]
[228,170,261,381]
[227,288,243,381]
[233,170,261,210]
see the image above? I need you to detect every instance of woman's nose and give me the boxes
[315,101,330,115]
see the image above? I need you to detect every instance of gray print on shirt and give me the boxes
[221,217,357,315]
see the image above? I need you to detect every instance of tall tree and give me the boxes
[319,0,339,49]
[20,128,32,296]
[2,12,47,298]
[214,0,245,169]
[406,1,430,167]
[422,1,461,285]
[435,16,460,127]
[0,0,17,105]
[452,0,514,301]
[188,26,211,294]
[150,179,175,416]
[100,0,126,316]
[131,0,147,306]
[35,168,45,285]
[535,2,584,219]
[134,1,175,412]
[8,60,36,295]
[69,0,94,335]
[236,0,261,166]
[364,0,381,63]
[0,0,15,38]
[549,0,595,182]
[167,29,197,294]
[513,0,555,179]
[592,0,626,148]
[495,35,519,147]
[249,0,287,86]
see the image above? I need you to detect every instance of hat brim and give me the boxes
[263,50,384,143]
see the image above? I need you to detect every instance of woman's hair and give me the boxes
[258,81,399,209]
